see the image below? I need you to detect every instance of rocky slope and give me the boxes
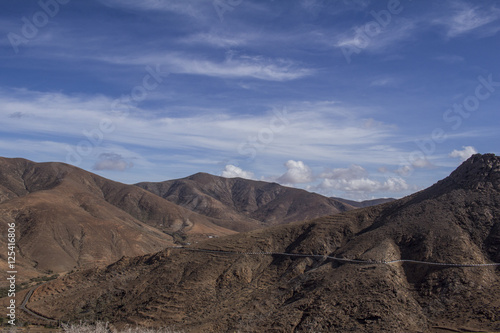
[136,173,355,232]
[27,154,500,332]
[0,157,373,279]
[0,157,234,277]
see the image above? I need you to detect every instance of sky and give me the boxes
[1,0,499,201]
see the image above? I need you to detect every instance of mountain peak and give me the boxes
[446,153,500,190]
[187,172,223,183]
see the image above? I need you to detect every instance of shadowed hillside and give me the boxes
[136,173,355,232]
[0,157,376,279]
[0,157,234,277]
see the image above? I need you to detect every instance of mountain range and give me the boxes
[0,156,382,277]
[136,173,356,232]
[19,153,500,332]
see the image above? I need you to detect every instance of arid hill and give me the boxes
[27,154,500,332]
[0,157,375,279]
[331,196,395,208]
[0,157,234,277]
[136,172,355,232]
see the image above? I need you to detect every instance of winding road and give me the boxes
[20,283,58,324]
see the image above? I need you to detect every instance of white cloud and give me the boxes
[221,165,254,179]
[317,163,409,194]
[319,176,409,193]
[412,157,433,168]
[277,160,314,184]
[449,146,477,161]
[394,165,412,177]
[93,153,133,171]
[378,166,389,173]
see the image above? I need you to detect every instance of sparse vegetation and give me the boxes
[0,287,9,298]
[61,322,184,333]
[170,231,188,245]
[30,274,59,283]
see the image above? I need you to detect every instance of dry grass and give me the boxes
[60,322,183,333]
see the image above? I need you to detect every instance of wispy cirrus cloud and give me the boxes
[97,0,205,18]
[320,164,367,180]
[333,1,499,60]
[100,53,313,82]
[168,54,313,81]
[335,17,418,54]
[0,89,403,170]
[435,2,500,38]
[179,32,252,48]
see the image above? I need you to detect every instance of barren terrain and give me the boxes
[22,154,500,332]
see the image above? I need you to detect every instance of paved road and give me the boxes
[20,284,58,324]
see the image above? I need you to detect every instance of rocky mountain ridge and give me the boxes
[136,173,356,232]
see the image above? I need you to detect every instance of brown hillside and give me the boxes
[0,157,234,278]
[136,172,355,232]
[28,154,500,332]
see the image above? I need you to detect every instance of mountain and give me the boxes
[331,196,395,208]
[0,157,234,277]
[26,154,500,332]
[136,172,355,232]
[0,156,388,279]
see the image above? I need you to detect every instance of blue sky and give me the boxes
[1,0,499,200]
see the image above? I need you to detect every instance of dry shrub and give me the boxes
[61,321,183,333]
